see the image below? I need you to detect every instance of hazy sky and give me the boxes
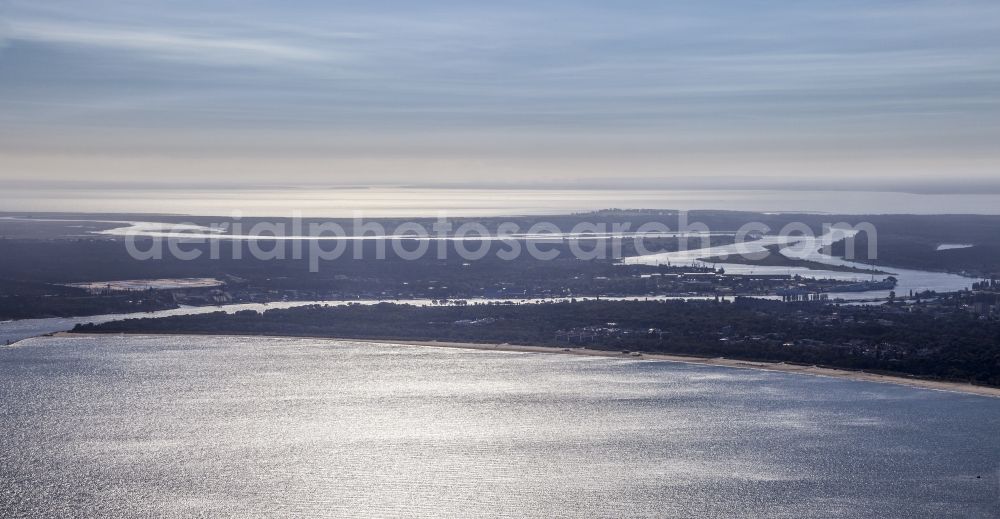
[2,0,999,189]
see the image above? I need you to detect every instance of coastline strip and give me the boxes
[56,332,1000,398]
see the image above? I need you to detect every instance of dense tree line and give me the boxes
[75,299,1000,386]
[0,279,178,320]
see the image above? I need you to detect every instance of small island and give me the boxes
[701,244,891,274]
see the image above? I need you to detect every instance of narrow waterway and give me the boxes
[622,229,975,300]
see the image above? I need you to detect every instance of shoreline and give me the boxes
[57,331,1000,398]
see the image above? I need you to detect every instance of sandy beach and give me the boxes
[56,332,1000,398]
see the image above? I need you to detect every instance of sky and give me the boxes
[1,0,999,191]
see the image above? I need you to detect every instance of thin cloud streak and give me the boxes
[5,20,332,64]
[0,0,998,186]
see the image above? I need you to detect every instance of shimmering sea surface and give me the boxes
[6,187,1000,216]
[2,335,999,518]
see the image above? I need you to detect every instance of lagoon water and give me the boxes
[623,231,975,299]
[2,334,998,517]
